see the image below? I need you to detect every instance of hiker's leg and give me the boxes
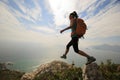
[61,39,73,59]
[72,37,79,53]
[72,37,96,64]
[78,50,90,58]
[64,49,69,56]
[64,39,73,56]
[72,37,90,58]
[78,49,96,65]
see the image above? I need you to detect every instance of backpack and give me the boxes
[75,18,87,38]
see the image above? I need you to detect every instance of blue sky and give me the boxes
[0,0,120,70]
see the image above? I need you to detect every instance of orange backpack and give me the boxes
[76,18,87,38]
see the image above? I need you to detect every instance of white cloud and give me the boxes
[12,8,36,23]
[0,2,42,43]
[46,0,97,26]
[0,0,120,50]
[28,0,42,21]
[31,26,56,34]
[13,0,42,23]
[86,3,120,38]
[13,0,26,14]
[0,1,64,50]
[85,0,106,18]
[45,0,120,48]
[0,2,20,26]
[1,0,9,4]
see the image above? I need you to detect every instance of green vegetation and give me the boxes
[34,67,82,80]
[100,59,120,80]
[0,69,24,80]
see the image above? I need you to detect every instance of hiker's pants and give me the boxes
[66,37,79,53]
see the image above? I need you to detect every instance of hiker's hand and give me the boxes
[60,30,64,33]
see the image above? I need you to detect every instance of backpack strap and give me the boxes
[77,34,85,39]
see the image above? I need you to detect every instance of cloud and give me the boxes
[44,0,120,48]
[45,0,97,26]
[31,26,56,34]
[0,1,55,42]
[46,0,120,39]
[0,2,21,26]
[86,3,120,38]
[12,0,42,23]
[0,0,120,49]
[0,2,43,43]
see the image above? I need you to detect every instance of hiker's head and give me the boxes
[69,11,78,20]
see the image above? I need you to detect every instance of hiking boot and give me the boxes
[86,56,96,65]
[61,54,67,59]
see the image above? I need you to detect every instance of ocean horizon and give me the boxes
[0,41,120,72]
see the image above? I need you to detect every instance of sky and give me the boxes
[0,0,120,71]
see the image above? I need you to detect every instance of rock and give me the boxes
[82,62,104,80]
[21,60,72,80]
[20,72,35,80]
[0,62,13,70]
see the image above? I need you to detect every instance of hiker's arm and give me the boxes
[60,19,73,33]
[60,26,71,33]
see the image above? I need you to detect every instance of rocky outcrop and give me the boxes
[82,62,104,80]
[21,61,105,80]
[0,62,13,70]
[21,60,72,80]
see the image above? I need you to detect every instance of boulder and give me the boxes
[82,63,104,80]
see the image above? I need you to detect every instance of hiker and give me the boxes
[60,11,96,65]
